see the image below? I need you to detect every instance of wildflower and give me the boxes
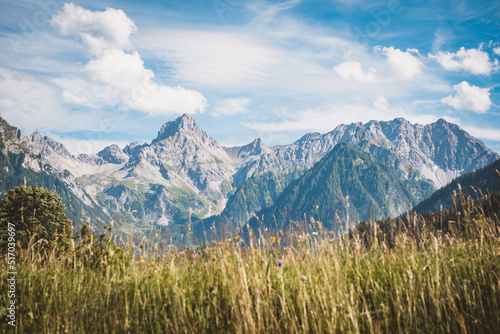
[253,248,257,252]
[150,261,155,266]
[210,285,216,292]
[272,237,277,243]
[256,290,262,295]
[139,259,145,263]
[234,236,240,241]
[203,296,211,301]
[301,275,308,282]
[114,296,118,300]
[276,259,285,267]
[193,253,199,259]
[159,276,164,280]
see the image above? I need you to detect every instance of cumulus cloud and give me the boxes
[50,3,207,115]
[334,47,422,83]
[382,47,423,80]
[212,97,252,118]
[50,3,137,55]
[494,47,500,56]
[333,60,376,83]
[441,81,491,113]
[429,47,498,75]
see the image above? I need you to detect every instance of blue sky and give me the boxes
[0,0,499,155]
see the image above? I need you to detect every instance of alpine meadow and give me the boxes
[1,0,500,333]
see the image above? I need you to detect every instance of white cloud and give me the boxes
[51,3,137,55]
[333,61,377,83]
[373,96,389,110]
[462,125,500,141]
[441,81,491,113]
[334,47,423,83]
[242,101,438,134]
[135,28,287,90]
[212,97,252,118]
[494,47,500,56]
[0,66,69,133]
[381,47,423,80]
[432,28,446,52]
[429,47,497,75]
[0,66,128,138]
[50,3,207,115]
[249,0,302,22]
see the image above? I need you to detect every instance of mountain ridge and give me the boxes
[1,113,498,239]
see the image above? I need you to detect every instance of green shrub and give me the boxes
[0,185,73,250]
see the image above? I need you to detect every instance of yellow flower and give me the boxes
[272,237,277,243]
[159,276,164,280]
[139,259,145,263]
[234,236,240,241]
[253,248,257,252]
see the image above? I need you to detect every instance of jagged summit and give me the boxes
[97,144,128,164]
[152,113,203,144]
[29,131,73,158]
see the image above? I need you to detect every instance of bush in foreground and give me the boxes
[0,185,73,250]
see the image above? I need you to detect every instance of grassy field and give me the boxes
[1,192,500,333]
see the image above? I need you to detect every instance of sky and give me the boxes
[0,0,499,155]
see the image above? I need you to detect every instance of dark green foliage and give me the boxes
[221,170,303,227]
[414,158,500,213]
[191,170,303,243]
[250,142,427,233]
[0,185,73,249]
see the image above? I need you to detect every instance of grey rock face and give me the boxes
[97,144,129,164]
[228,118,499,189]
[29,131,73,159]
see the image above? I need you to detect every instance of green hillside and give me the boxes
[250,142,433,232]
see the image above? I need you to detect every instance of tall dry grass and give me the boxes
[1,192,499,333]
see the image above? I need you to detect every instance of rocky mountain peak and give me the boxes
[97,144,128,164]
[152,113,203,144]
[29,131,73,158]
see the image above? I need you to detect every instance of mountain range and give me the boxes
[0,113,498,240]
